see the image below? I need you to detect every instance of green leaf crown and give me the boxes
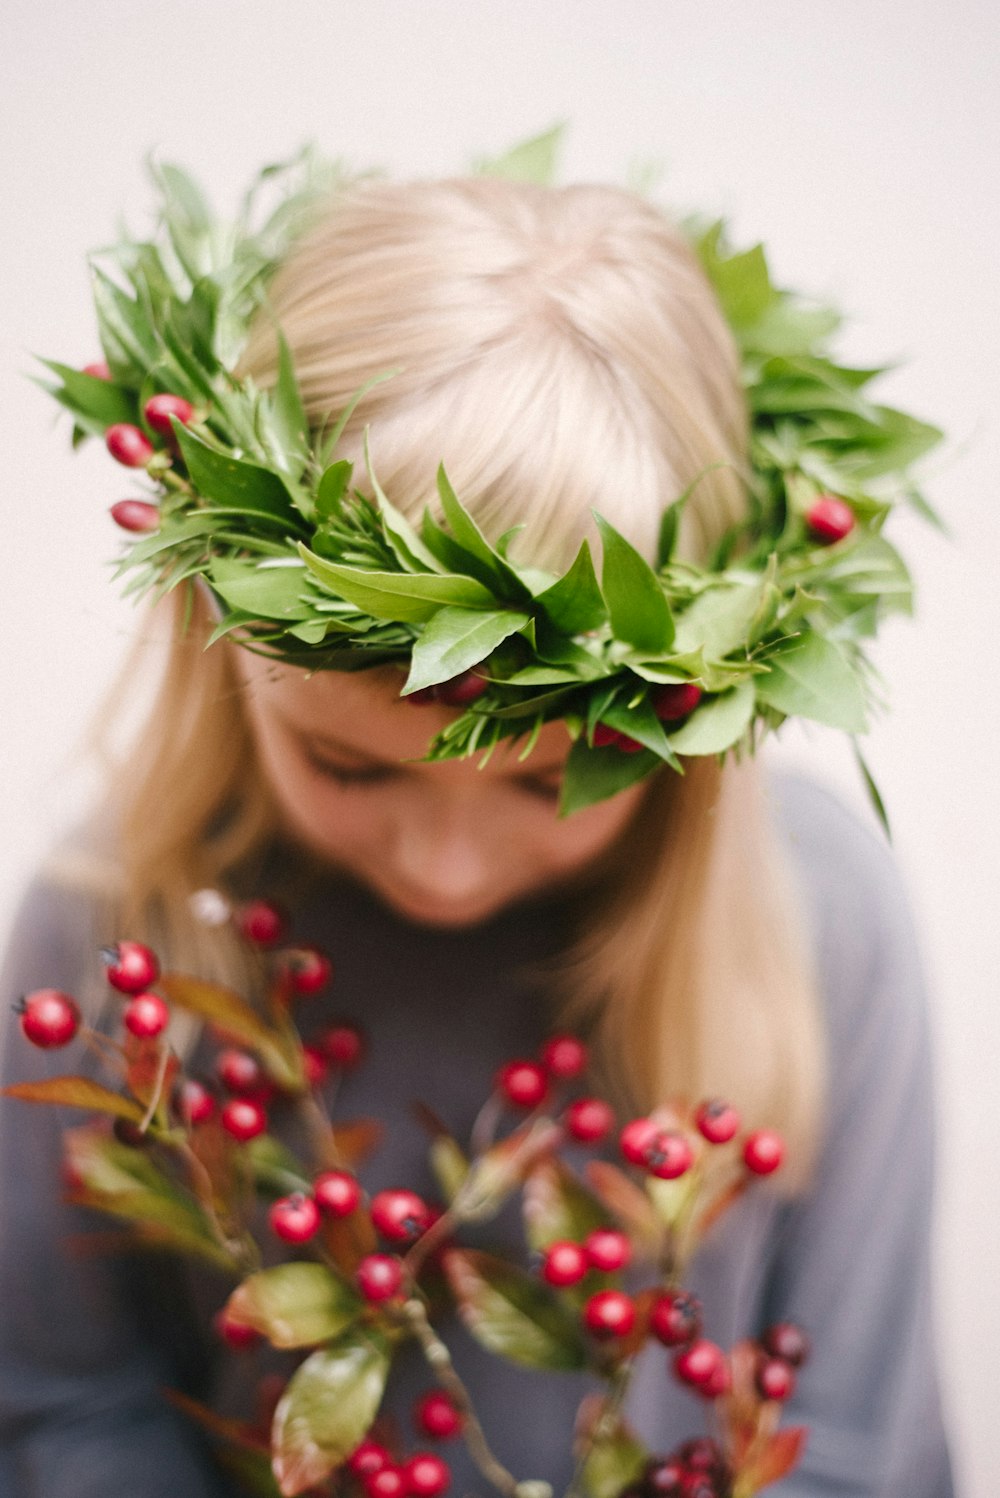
[38,133,945,821]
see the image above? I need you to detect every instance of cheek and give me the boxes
[523,789,647,880]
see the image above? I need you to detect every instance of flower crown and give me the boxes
[38,132,944,820]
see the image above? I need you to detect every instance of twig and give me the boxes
[139,1044,173,1134]
[564,1359,635,1498]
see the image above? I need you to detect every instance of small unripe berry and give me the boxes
[650,1290,702,1348]
[583,1228,632,1273]
[644,1129,694,1180]
[320,1022,365,1069]
[314,1169,363,1218]
[539,1033,587,1079]
[220,1097,267,1142]
[743,1129,784,1175]
[365,1467,407,1498]
[435,670,489,706]
[495,1059,548,1109]
[673,1338,726,1389]
[82,360,111,380]
[651,682,702,721]
[144,392,194,435]
[123,992,170,1039]
[761,1321,810,1367]
[217,1048,266,1096]
[282,944,333,996]
[756,1356,796,1402]
[370,1189,432,1243]
[541,1240,588,1288]
[356,1253,405,1302]
[619,1116,659,1165]
[18,989,81,1049]
[110,499,160,533]
[269,1192,320,1244]
[347,1440,392,1477]
[695,1099,741,1144]
[101,941,159,994]
[237,899,288,946]
[413,1389,463,1440]
[402,1452,451,1497]
[213,1308,261,1350]
[806,494,855,543]
[174,1078,216,1126]
[565,1096,615,1143]
[583,1289,636,1339]
[105,422,154,467]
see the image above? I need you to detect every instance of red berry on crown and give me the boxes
[756,1355,796,1402]
[583,1228,632,1273]
[761,1320,810,1367]
[18,989,81,1049]
[82,360,111,380]
[402,1452,452,1497]
[282,944,333,996]
[805,493,855,543]
[673,1338,726,1389]
[105,422,154,468]
[644,1129,694,1180]
[212,1308,261,1350]
[217,1048,266,1096]
[583,1289,636,1339]
[237,899,288,947]
[174,1078,216,1126]
[320,1022,365,1069]
[347,1440,392,1477]
[619,1116,660,1165]
[110,500,160,533]
[651,682,702,721]
[650,1290,703,1348]
[143,392,194,436]
[365,1467,407,1498]
[435,670,490,706]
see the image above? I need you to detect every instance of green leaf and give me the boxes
[522,1157,609,1254]
[580,1415,649,1498]
[852,738,892,841]
[429,1135,471,1203]
[473,123,565,184]
[2,1077,145,1123]
[363,430,444,572]
[315,460,352,519]
[442,1248,588,1370]
[175,426,303,528]
[157,973,304,1092]
[209,559,319,621]
[91,265,160,374]
[403,607,531,695]
[35,360,138,427]
[299,549,494,622]
[271,1330,391,1497]
[671,578,769,659]
[756,633,868,732]
[435,465,533,603]
[245,1134,312,1197]
[537,540,607,634]
[598,694,682,768]
[594,514,674,653]
[710,242,776,328]
[270,330,309,467]
[559,739,664,817]
[224,1264,362,1349]
[667,681,756,755]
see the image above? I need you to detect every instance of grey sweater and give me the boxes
[0,772,955,1496]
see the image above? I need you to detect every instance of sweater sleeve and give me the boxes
[760,777,956,1497]
[0,865,228,1498]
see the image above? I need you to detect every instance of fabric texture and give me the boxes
[0,770,955,1496]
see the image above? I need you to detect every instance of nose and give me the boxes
[389,790,496,910]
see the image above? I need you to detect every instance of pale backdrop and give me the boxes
[2,2,997,1492]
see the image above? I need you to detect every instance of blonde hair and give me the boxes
[74,176,825,1185]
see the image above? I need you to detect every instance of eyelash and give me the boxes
[305,753,561,801]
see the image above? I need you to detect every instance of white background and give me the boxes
[2,2,997,1491]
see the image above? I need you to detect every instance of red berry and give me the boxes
[300,1045,328,1089]
[174,1078,216,1126]
[806,494,855,543]
[370,1189,431,1243]
[435,670,489,706]
[743,1129,784,1175]
[539,1033,588,1079]
[673,1338,726,1388]
[282,945,333,996]
[237,899,288,947]
[213,1308,260,1350]
[695,1099,741,1144]
[18,989,81,1049]
[407,686,441,705]
[756,1356,796,1402]
[356,1254,405,1303]
[583,1228,632,1273]
[650,683,702,721]
[542,1240,588,1287]
[314,1169,363,1218]
[644,1129,694,1180]
[761,1321,810,1367]
[105,422,154,467]
[495,1059,548,1109]
[619,1116,659,1165]
[365,1467,407,1498]
[583,1289,636,1339]
[217,1048,266,1096]
[698,1357,732,1400]
[109,499,159,534]
[650,1291,702,1348]
[677,1438,725,1475]
[82,361,111,380]
[220,1097,267,1142]
[347,1440,392,1477]
[123,992,169,1039]
[413,1390,463,1441]
[144,392,194,436]
[565,1096,614,1143]
[320,1022,365,1069]
[644,1457,685,1495]
[101,940,159,994]
[269,1192,320,1244]
[402,1452,451,1497]
[592,722,622,748]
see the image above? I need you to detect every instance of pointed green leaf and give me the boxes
[671,578,768,659]
[442,1248,587,1370]
[559,739,664,817]
[362,431,443,572]
[315,460,352,519]
[537,540,607,634]
[225,1264,362,1349]
[522,1157,609,1254]
[299,549,494,622]
[272,1330,391,1497]
[403,607,530,695]
[581,1417,649,1498]
[270,330,309,464]
[594,514,674,653]
[598,694,682,768]
[667,681,756,755]
[756,633,868,732]
[852,739,892,840]
[209,559,318,621]
[175,426,302,527]
[436,465,532,602]
[36,360,138,427]
[473,123,565,184]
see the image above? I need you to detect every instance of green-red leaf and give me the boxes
[442,1248,588,1370]
[271,1330,391,1496]
[1,1077,145,1122]
[224,1263,362,1349]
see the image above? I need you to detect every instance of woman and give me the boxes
[0,166,955,1496]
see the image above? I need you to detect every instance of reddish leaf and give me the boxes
[456,1117,562,1221]
[740,1426,808,1492]
[583,1160,663,1257]
[328,1118,384,1171]
[442,1247,588,1370]
[2,1077,145,1123]
[522,1155,609,1253]
[158,973,304,1091]
[272,1330,391,1496]
[124,1034,179,1112]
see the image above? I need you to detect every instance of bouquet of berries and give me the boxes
[7,900,808,1498]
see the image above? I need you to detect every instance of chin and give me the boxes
[381,890,507,929]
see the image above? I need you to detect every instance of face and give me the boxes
[232,653,647,929]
